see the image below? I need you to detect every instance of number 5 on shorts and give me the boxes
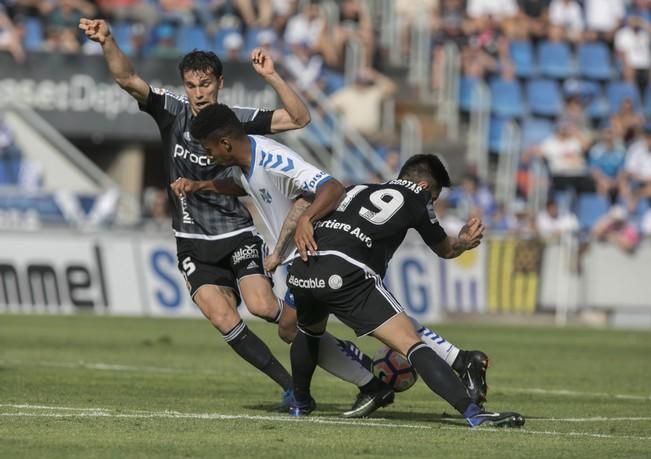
[182,256,197,276]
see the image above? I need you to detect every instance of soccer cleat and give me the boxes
[459,350,489,406]
[288,396,316,417]
[341,386,395,419]
[464,404,525,428]
[274,388,294,412]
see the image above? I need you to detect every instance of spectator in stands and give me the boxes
[462,14,509,80]
[95,0,159,27]
[516,0,550,39]
[334,0,374,67]
[142,187,171,231]
[530,118,593,196]
[223,31,243,61]
[270,0,298,34]
[283,40,324,90]
[328,67,396,143]
[255,28,280,61]
[284,0,337,68]
[510,199,538,238]
[614,15,650,94]
[450,172,495,221]
[588,127,627,204]
[396,0,438,56]
[158,0,194,26]
[0,5,25,61]
[434,195,465,236]
[548,0,584,43]
[562,95,589,133]
[466,0,518,26]
[592,205,640,253]
[583,0,625,42]
[622,123,651,212]
[627,0,651,24]
[536,198,579,239]
[431,0,468,91]
[42,0,96,53]
[150,22,177,58]
[610,98,645,143]
[490,201,517,232]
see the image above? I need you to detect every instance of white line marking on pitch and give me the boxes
[1,404,651,441]
[4,359,651,402]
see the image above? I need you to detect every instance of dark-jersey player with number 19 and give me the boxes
[80,17,311,406]
[288,155,525,427]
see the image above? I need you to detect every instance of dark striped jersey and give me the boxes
[140,86,274,239]
[312,180,448,277]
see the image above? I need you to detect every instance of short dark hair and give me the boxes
[398,154,451,188]
[179,50,223,80]
[190,103,246,141]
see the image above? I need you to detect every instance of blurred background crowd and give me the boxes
[1,0,651,255]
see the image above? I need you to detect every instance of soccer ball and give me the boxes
[371,346,418,392]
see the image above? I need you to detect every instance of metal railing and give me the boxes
[465,80,490,182]
[436,43,461,141]
[495,121,521,205]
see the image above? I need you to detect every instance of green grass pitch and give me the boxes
[1,314,650,458]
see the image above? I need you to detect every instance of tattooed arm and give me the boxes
[264,197,312,272]
[432,218,485,259]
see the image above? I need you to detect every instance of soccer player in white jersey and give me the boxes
[173,103,492,410]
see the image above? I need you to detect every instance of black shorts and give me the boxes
[176,232,269,301]
[288,253,404,337]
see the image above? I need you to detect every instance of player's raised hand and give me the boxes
[295,216,317,261]
[79,18,111,44]
[263,253,282,273]
[458,217,485,250]
[170,178,200,198]
[250,47,275,77]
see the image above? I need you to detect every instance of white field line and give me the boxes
[1,404,651,441]
[3,359,651,402]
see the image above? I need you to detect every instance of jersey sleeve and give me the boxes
[414,200,448,247]
[139,86,186,129]
[262,150,332,200]
[232,106,274,135]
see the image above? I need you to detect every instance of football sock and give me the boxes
[452,350,471,374]
[410,317,460,367]
[407,342,472,414]
[290,328,322,402]
[223,320,292,391]
[317,333,374,387]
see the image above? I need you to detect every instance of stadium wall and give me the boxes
[1,231,650,324]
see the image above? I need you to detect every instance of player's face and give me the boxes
[201,139,232,165]
[182,70,223,116]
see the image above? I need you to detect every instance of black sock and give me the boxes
[407,343,472,414]
[452,350,469,373]
[290,329,321,402]
[359,376,389,393]
[223,321,292,391]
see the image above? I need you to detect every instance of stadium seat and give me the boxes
[537,41,574,79]
[526,79,563,117]
[458,77,489,112]
[521,118,553,149]
[644,85,651,118]
[111,22,133,53]
[577,42,613,80]
[213,27,239,56]
[178,25,210,54]
[509,41,535,78]
[576,193,610,231]
[23,18,43,51]
[489,78,525,118]
[606,81,642,115]
[488,116,514,153]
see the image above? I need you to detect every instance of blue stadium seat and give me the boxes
[458,77,488,112]
[111,22,133,54]
[509,41,535,78]
[521,118,553,149]
[526,79,563,117]
[489,78,525,118]
[488,116,512,153]
[577,42,612,80]
[576,193,610,231]
[606,81,641,115]
[23,18,43,51]
[643,85,651,118]
[178,25,209,54]
[537,41,574,79]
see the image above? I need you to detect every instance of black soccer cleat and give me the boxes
[459,350,489,406]
[465,409,526,428]
[341,386,395,418]
[288,396,316,417]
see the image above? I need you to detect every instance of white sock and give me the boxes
[317,332,374,387]
[409,316,460,367]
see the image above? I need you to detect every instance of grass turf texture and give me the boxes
[1,315,650,459]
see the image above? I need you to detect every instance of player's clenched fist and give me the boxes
[170,178,200,198]
[458,217,485,250]
[295,215,317,261]
[79,18,111,44]
[250,47,275,77]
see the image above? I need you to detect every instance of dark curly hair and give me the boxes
[178,50,223,80]
[398,154,451,188]
[190,103,246,141]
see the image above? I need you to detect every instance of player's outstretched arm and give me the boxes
[295,179,345,261]
[170,177,246,198]
[79,18,149,105]
[264,197,312,272]
[432,217,485,259]
[250,47,311,133]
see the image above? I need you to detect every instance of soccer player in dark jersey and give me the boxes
[288,154,525,427]
[79,18,310,406]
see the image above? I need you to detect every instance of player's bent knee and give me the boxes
[278,320,297,344]
[245,294,280,322]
